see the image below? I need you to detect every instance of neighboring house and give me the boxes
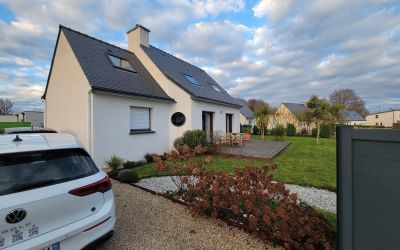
[238,99,255,127]
[0,114,17,122]
[275,103,313,132]
[365,109,400,127]
[17,111,44,127]
[43,25,241,166]
[342,110,365,125]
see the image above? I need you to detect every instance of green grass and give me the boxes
[132,135,336,191]
[0,122,31,129]
[317,209,337,232]
[132,156,266,179]
[256,135,337,191]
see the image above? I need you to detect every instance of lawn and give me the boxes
[132,135,336,191]
[0,122,31,129]
[256,135,336,192]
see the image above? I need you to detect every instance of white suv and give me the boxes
[0,133,115,250]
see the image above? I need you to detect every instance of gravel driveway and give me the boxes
[99,180,279,250]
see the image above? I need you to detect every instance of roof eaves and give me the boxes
[42,27,62,100]
[192,96,241,108]
[92,87,176,102]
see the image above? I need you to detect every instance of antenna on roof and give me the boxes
[13,135,23,142]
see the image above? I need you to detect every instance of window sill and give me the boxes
[129,130,155,135]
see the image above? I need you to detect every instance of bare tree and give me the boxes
[0,98,13,114]
[329,89,368,117]
[246,99,270,113]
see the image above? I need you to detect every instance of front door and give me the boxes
[202,111,214,142]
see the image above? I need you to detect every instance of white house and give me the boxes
[43,25,241,167]
[17,111,44,127]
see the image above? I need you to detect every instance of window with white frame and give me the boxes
[130,107,151,131]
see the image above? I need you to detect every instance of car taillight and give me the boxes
[69,176,112,196]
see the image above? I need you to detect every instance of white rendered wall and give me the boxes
[92,92,172,167]
[191,99,240,135]
[45,31,91,149]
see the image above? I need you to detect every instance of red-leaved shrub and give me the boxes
[154,145,336,249]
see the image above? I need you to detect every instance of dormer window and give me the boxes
[210,83,221,93]
[183,74,200,86]
[108,54,136,72]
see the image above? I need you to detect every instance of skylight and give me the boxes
[108,54,136,72]
[210,83,221,92]
[183,74,200,86]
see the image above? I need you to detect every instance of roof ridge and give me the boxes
[59,24,137,56]
[148,45,205,74]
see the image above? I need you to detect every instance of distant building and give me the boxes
[238,99,255,127]
[17,111,44,127]
[275,103,314,132]
[0,114,18,122]
[365,109,400,127]
[342,110,365,125]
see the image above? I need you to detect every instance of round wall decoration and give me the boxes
[171,112,186,126]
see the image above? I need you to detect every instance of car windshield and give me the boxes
[0,148,98,196]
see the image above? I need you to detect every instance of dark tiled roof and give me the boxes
[237,99,255,119]
[44,26,173,101]
[344,110,365,121]
[141,45,241,107]
[283,103,308,112]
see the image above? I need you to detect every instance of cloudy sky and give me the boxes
[0,0,399,113]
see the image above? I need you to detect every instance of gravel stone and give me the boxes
[137,176,337,213]
[99,180,280,250]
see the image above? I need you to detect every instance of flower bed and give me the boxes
[153,145,336,249]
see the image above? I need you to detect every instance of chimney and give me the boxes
[127,24,150,50]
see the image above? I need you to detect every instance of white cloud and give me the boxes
[253,0,298,22]
[170,20,251,64]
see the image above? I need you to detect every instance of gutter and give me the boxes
[91,87,176,103]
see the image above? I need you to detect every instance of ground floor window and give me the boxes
[226,114,233,133]
[130,107,151,131]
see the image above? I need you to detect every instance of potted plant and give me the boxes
[244,127,251,141]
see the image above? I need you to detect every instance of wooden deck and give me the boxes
[217,140,290,160]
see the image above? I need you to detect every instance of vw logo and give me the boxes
[5,209,27,224]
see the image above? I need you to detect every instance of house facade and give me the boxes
[275,103,313,132]
[43,25,240,167]
[238,100,255,127]
[365,109,400,127]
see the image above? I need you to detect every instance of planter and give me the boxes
[244,133,250,141]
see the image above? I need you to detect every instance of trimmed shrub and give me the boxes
[0,128,4,134]
[320,124,332,138]
[144,153,155,163]
[240,124,252,133]
[173,136,184,149]
[117,170,139,183]
[286,123,296,136]
[182,130,207,149]
[105,154,124,171]
[154,149,336,249]
[311,128,318,137]
[273,124,285,141]
[123,160,147,169]
[252,125,260,135]
[300,128,309,136]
